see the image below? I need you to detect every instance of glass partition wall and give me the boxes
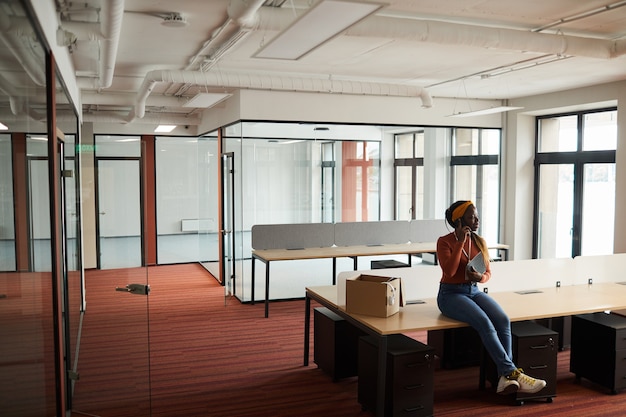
[168,122,503,302]
[0,2,82,415]
[220,122,385,301]
[145,122,501,302]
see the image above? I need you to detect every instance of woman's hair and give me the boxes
[445,200,491,263]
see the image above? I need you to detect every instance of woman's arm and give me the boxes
[437,235,464,278]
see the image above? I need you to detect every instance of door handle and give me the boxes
[115,283,150,295]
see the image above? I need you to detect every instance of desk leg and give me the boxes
[251,257,255,305]
[376,335,388,417]
[353,256,358,270]
[265,262,270,318]
[332,258,336,285]
[304,294,311,366]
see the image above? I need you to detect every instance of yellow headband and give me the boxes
[451,201,474,223]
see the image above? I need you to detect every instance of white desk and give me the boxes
[304,281,626,417]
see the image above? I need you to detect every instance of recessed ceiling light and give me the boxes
[155,125,177,133]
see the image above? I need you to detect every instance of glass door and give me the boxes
[96,159,142,269]
[59,135,84,410]
[72,142,151,416]
[198,133,220,279]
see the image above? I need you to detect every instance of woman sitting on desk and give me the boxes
[436,200,546,396]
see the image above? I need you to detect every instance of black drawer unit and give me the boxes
[480,321,558,405]
[427,327,482,369]
[570,312,626,394]
[358,334,435,417]
[534,316,571,350]
[313,307,366,380]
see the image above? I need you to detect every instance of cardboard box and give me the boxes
[345,274,404,317]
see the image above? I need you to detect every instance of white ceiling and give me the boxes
[3,0,626,128]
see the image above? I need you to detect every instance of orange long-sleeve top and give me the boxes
[436,232,491,284]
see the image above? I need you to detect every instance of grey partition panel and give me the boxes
[410,219,448,243]
[334,221,410,246]
[251,223,335,250]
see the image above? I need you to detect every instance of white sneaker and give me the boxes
[510,368,546,394]
[496,375,519,395]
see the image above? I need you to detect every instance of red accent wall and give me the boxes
[12,133,29,271]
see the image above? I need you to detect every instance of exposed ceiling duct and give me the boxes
[129,69,433,121]
[47,1,626,126]
[61,0,125,89]
[253,7,626,60]
[122,2,626,123]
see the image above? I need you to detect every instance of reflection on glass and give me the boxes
[0,0,57,407]
[27,141,51,271]
[0,134,15,271]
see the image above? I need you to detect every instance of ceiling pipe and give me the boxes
[62,0,125,89]
[96,0,124,89]
[82,91,186,107]
[186,0,265,70]
[130,69,432,121]
[167,0,266,99]
[80,112,201,125]
[255,7,626,60]
[124,3,625,124]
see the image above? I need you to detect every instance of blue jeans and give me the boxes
[437,282,517,377]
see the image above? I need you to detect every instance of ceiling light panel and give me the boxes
[448,106,524,118]
[183,93,232,108]
[255,0,386,60]
[155,125,177,133]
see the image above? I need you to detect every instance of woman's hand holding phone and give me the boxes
[455,219,471,241]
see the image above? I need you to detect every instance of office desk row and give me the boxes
[304,281,626,417]
[251,241,509,317]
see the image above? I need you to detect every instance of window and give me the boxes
[394,131,424,220]
[534,109,617,258]
[450,128,501,246]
